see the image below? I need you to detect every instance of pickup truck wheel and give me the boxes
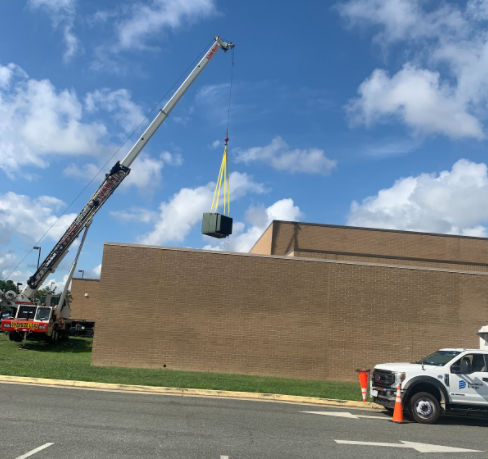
[410,392,440,424]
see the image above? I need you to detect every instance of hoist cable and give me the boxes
[226,47,235,135]
[5,39,214,282]
[210,48,234,217]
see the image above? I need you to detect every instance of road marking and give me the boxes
[335,440,483,453]
[15,443,54,459]
[303,411,390,420]
[220,456,229,459]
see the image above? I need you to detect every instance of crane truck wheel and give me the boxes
[50,330,58,344]
[409,392,441,424]
[8,331,23,343]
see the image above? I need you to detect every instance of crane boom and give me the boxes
[11,36,234,304]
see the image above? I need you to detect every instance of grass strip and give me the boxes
[0,334,364,401]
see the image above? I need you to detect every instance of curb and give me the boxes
[0,375,382,410]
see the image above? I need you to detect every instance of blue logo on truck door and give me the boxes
[459,380,466,389]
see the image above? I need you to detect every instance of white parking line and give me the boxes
[220,456,229,459]
[15,443,54,459]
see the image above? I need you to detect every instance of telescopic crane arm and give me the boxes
[10,36,234,305]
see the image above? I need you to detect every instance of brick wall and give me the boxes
[70,279,100,321]
[92,243,488,382]
[292,249,488,272]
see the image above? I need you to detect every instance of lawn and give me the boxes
[0,333,364,401]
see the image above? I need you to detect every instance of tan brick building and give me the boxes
[70,278,99,322]
[90,221,488,382]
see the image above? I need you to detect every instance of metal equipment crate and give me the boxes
[201,213,233,238]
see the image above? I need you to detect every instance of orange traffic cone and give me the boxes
[356,369,370,403]
[391,384,405,423]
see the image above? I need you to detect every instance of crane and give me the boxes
[0,36,235,344]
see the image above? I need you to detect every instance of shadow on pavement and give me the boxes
[376,409,488,427]
[439,413,488,427]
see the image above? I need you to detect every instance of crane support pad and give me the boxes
[202,213,233,238]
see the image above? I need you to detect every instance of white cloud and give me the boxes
[235,136,337,175]
[160,151,183,166]
[0,192,77,245]
[28,0,79,61]
[110,208,158,224]
[0,63,27,89]
[123,151,183,191]
[85,88,145,134]
[335,0,467,44]
[0,68,105,176]
[121,154,165,192]
[0,62,145,178]
[63,163,100,180]
[347,159,488,236]
[136,172,267,245]
[209,140,221,149]
[347,65,484,139]
[195,83,240,125]
[63,151,182,193]
[204,199,302,253]
[0,253,17,277]
[364,137,421,158]
[62,25,79,61]
[337,0,488,139]
[115,0,217,50]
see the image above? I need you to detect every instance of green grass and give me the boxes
[0,333,364,401]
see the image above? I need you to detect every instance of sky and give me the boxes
[2,0,488,292]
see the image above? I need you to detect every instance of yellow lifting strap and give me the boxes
[210,143,230,215]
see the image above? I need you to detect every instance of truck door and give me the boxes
[449,353,488,404]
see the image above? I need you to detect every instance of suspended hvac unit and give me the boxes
[202,212,233,239]
[202,133,233,239]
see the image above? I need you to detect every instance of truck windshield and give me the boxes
[16,306,36,320]
[35,307,51,321]
[415,350,461,366]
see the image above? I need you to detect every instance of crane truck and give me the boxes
[0,36,235,344]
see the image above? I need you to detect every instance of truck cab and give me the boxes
[1,304,61,343]
[371,326,488,424]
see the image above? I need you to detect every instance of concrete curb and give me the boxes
[0,375,382,410]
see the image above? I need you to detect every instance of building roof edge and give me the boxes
[103,242,488,277]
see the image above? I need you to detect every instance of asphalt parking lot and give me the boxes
[1,383,487,459]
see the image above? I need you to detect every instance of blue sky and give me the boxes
[2,0,488,290]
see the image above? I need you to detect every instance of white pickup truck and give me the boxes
[371,325,488,424]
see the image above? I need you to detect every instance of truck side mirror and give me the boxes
[451,365,461,374]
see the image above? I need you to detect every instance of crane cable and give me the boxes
[4,39,215,282]
[210,47,234,216]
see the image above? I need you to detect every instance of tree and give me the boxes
[34,287,51,301]
[0,280,16,292]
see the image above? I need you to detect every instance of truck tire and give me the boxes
[8,332,22,343]
[50,330,58,344]
[409,392,441,424]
